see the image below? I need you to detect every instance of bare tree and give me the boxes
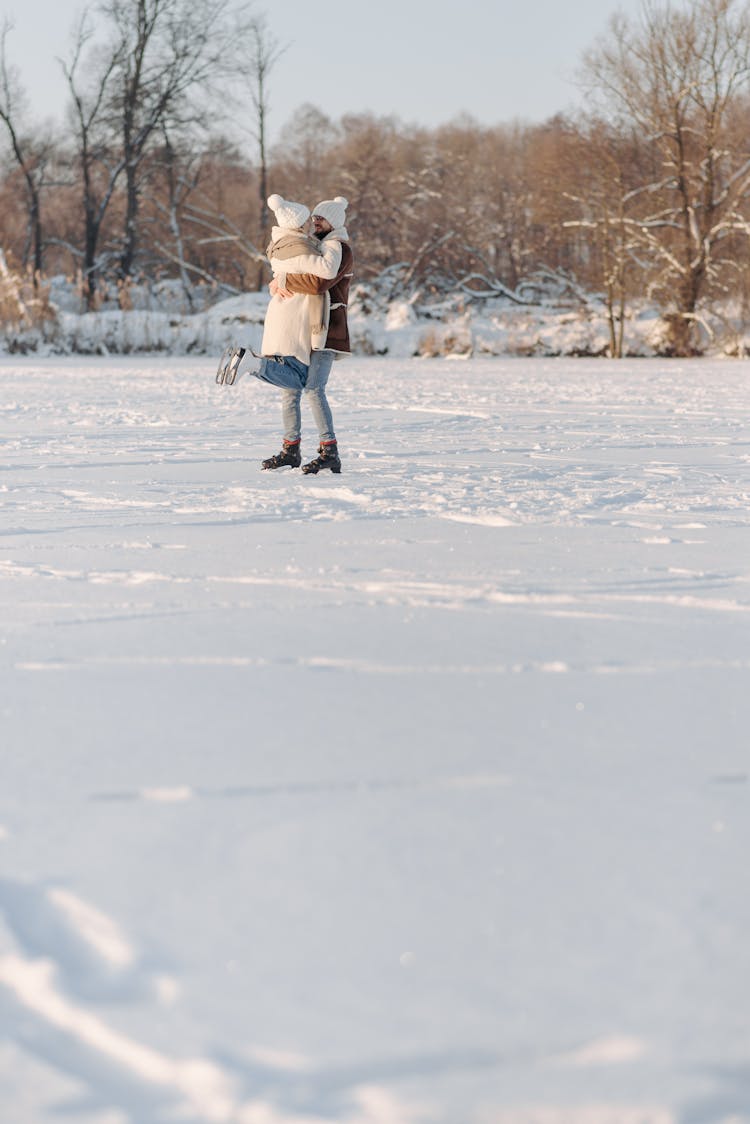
[149,127,204,306]
[101,0,257,287]
[582,0,750,354]
[61,12,123,307]
[328,113,403,276]
[61,0,257,306]
[0,20,51,286]
[244,14,286,287]
[432,118,540,294]
[272,103,340,212]
[562,119,649,356]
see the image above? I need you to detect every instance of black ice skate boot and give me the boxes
[301,441,341,475]
[262,439,302,470]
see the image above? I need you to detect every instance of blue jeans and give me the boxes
[252,354,308,391]
[283,351,336,444]
[250,351,336,444]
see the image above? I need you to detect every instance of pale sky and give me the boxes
[4,0,649,143]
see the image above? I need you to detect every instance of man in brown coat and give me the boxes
[266,196,353,475]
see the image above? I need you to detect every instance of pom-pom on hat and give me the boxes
[267,193,310,229]
[312,195,348,230]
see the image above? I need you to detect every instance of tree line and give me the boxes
[3,0,750,355]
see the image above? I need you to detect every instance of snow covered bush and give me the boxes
[0,251,60,352]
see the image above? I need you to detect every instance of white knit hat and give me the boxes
[267,193,310,229]
[312,195,348,230]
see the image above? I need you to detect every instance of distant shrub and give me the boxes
[0,250,59,349]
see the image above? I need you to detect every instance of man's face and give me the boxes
[312,215,333,236]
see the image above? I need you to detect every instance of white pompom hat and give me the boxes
[267,193,310,229]
[312,195,348,230]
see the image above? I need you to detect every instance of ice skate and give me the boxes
[262,440,302,470]
[301,441,341,475]
[216,345,246,385]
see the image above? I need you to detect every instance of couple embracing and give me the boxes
[218,193,353,476]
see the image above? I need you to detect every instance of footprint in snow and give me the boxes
[0,878,175,1005]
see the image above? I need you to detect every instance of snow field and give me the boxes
[0,355,749,1124]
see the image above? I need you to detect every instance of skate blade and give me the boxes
[219,346,247,386]
[216,345,234,384]
[224,358,243,386]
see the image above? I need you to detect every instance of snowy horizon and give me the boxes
[7,281,750,360]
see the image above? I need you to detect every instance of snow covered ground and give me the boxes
[1,354,749,1124]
